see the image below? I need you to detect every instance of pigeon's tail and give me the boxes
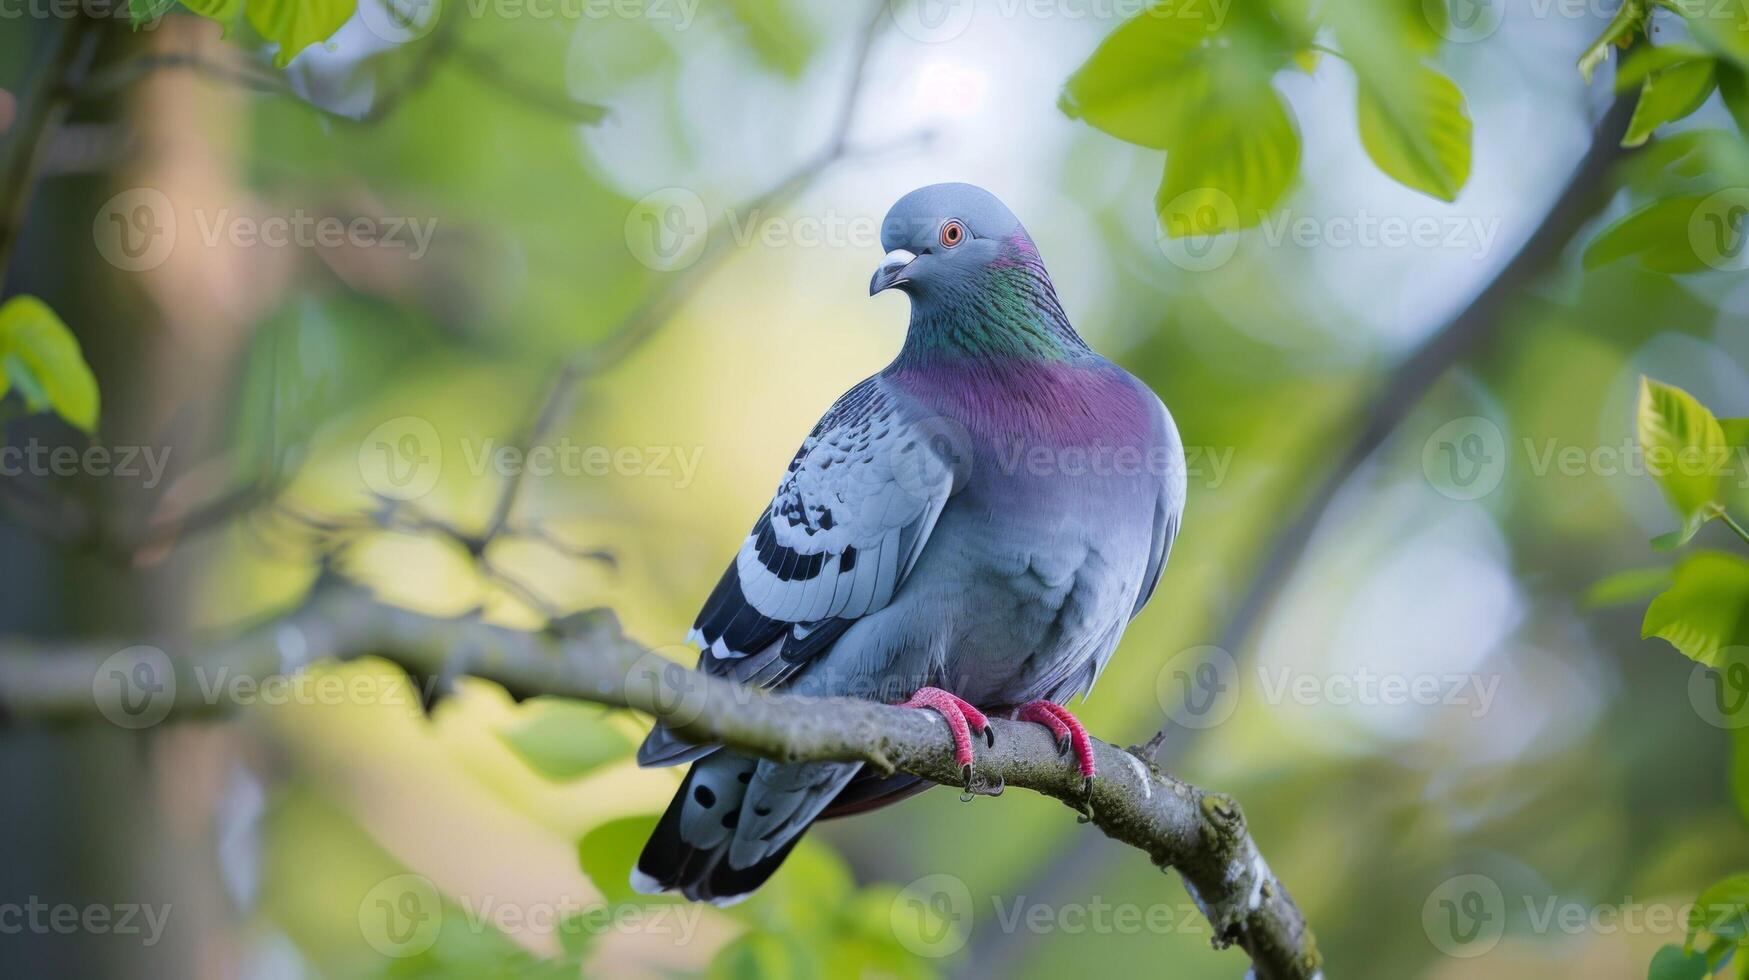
[632,753,859,906]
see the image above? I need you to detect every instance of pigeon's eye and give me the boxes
[939,220,967,249]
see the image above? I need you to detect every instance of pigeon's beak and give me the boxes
[869,248,916,296]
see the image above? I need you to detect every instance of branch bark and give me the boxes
[0,583,1321,979]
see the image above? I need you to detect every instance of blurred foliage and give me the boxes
[0,295,98,433]
[1060,0,1473,231]
[1632,380,1749,976]
[502,700,632,782]
[6,0,1749,976]
[135,0,358,66]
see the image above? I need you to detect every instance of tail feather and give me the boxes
[728,759,859,867]
[820,771,931,820]
[636,721,718,767]
[632,753,859,905]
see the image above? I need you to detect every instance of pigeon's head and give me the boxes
[869,183,1040,301]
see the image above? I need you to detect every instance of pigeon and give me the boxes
[632,183,1185,904]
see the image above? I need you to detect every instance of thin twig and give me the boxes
[0,16,103,292]
[71,28,608,128]
[1718,510,1749,547]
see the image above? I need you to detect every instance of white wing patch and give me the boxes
[730,384,956,631]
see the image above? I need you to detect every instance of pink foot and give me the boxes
[896,687,992,782]
[1018,700,1096,803]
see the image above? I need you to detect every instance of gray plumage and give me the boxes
[634,183,1185,904]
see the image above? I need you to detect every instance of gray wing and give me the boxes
[1131,392,1186,619]
[638,376,956,765]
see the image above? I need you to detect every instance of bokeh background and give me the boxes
[2,0,1748,977]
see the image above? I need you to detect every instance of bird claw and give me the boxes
[898,687,990,795]
[1075,776,1095,823]
[962,769,1005,801]
[1017,700,1098,821]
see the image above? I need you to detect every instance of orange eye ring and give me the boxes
[939,219,967,248]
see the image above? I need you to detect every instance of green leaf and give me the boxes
[3,355,50,414]
[1704,935,1738,971]
[1680,0,1749,68]
[577,815,667,906]
[1587,566,1674,606]
[1616,44,1714,89]
[1578,0,1648,82]
[1649,943,1710,980]
[181,0,242,28]
[1690,875,1749,944]
[0,295,100,433]
[1584,196,1717,274]
[1355,65,1473,201]
[1393,0,1445,53]
[1622,57,1718,148]
[724,0,816,78]
[1637,377,1729,541]
[128,0,181,24]
[499,699,631,782]
[1059,6,1220,149]
[1652,529,1688,551]
[1616,129,1749,194]
[1642,550,1749,665]
[244,0,356,68]
[1721,64,1749,136]
[1157,83,1300,235]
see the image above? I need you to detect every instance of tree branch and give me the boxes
[0,583,1320,979]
